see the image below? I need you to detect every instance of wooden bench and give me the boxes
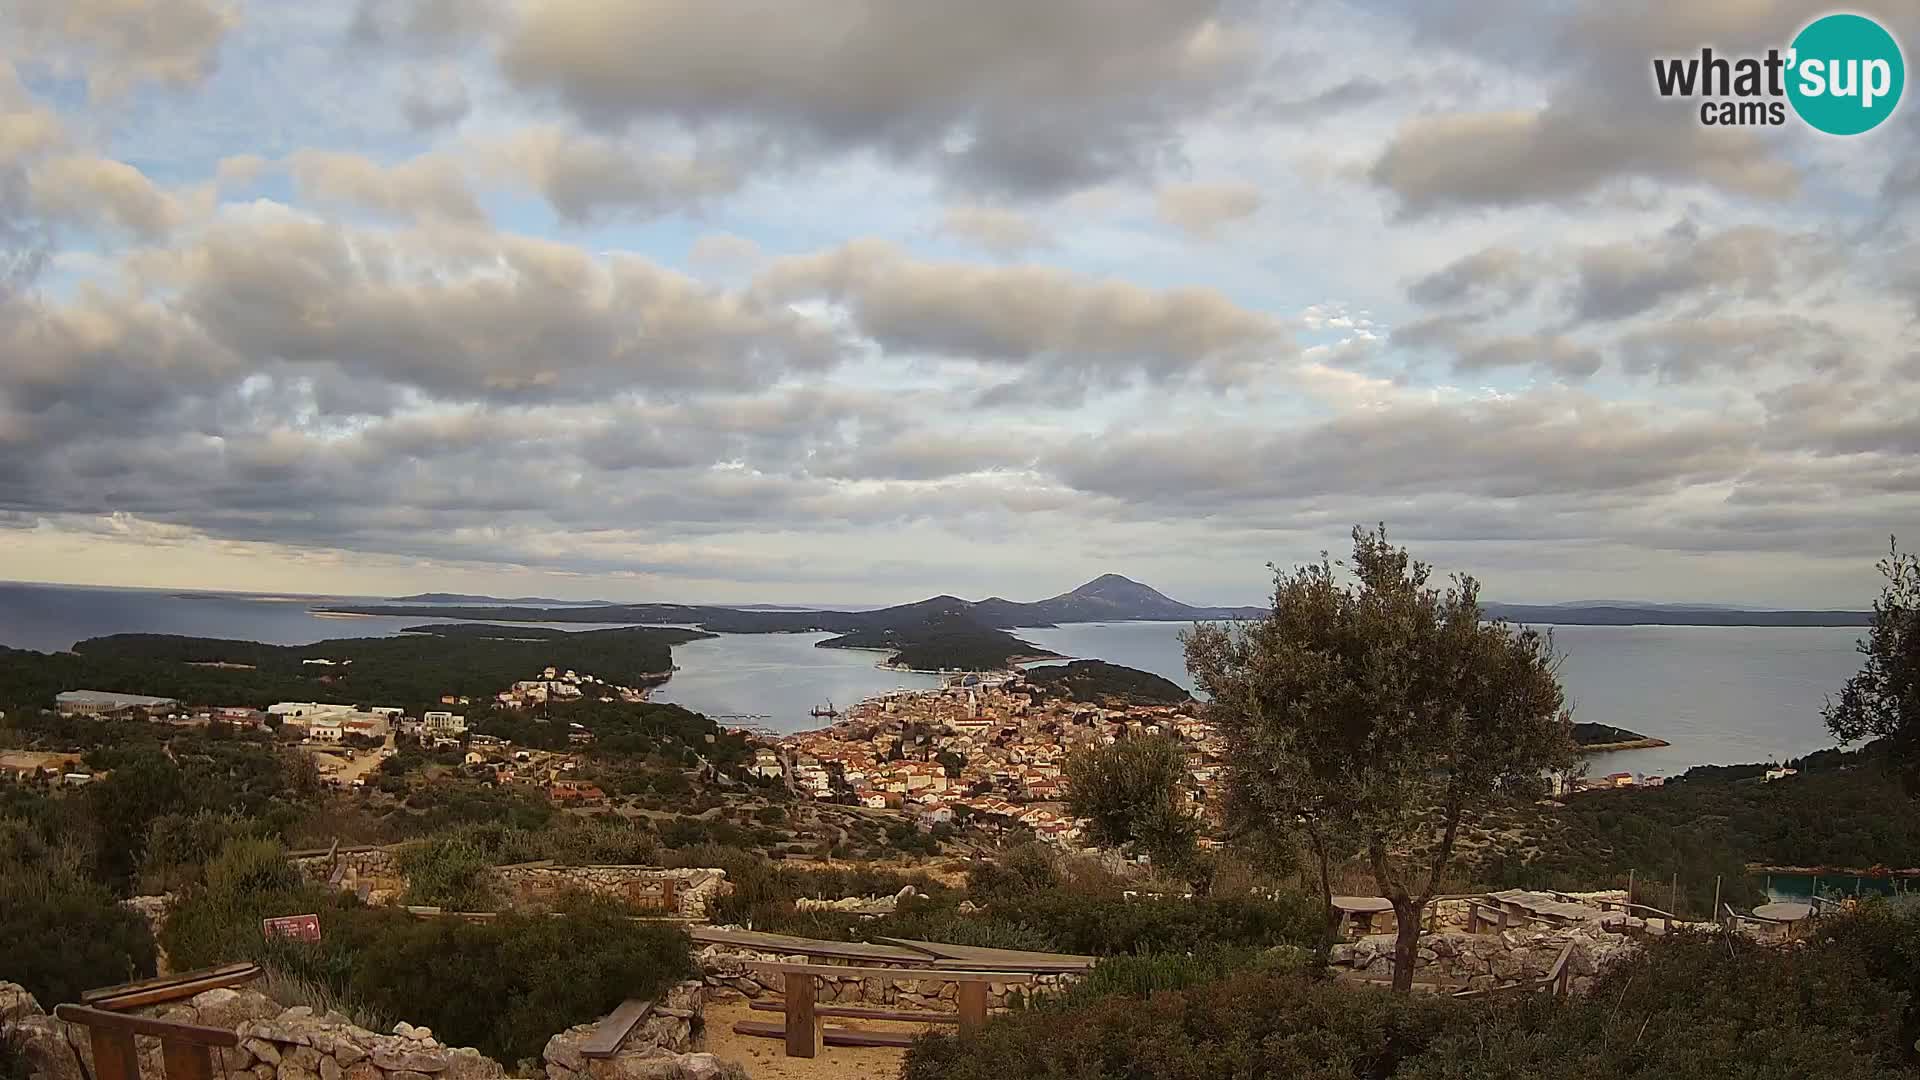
[55,1004,239,1080]
[730,1021,916,1048]
[747,1000,960,1024]
[83,964,263,1011]
[577,998,655,1060]
[736,963,1034,1058]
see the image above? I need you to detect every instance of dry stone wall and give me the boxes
[1328,926,1633,993]
[694,940,1079,1011]
[287,846,728,920]
[2,986,503,1080]
[2,981,723,1080]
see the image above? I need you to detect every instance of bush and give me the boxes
[399,837,496,910]
[989,891,1322,956]
[905,968,1467,1080]
[344,896,692,1063]
[0,856,156,1006]
[905,914,1920,1080]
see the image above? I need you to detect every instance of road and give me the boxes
[308,731,397,786]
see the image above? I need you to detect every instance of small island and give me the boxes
[1572,721,1671,752]
[1022,659,1190,706]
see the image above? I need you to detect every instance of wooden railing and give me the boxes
[53,1005,239,1080]
[1451,941,1576,1000]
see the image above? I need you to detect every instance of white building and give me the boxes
[269,702,357,720]
[423,711,467,735]
[308,720,345,742]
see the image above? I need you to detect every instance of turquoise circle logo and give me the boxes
[1788,13,1905,135]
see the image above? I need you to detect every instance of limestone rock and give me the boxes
[371,1047,449,1072]
[0,983,45,1023]
[244,1038,282,1064]
[190,989,281,1031]
[320,1055,344,1080]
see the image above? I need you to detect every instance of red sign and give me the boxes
[262,914,322,942]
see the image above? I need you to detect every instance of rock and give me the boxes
[283,1007,315,1021]
[395,1022,418,1038]
[280,1062,319,1080]
[333,1040,368,1068]
[321,1057,344,1080]
[343,1062,383,1080]
[0,982,45,1023]
[390,1070,434,1080]
[189,989,279,1031]
[244,1039,282,1065]
[372,1048,449,1072]
[284,1045,323,1071]
[441,1047,503,1080]
[252,1065,276,1080]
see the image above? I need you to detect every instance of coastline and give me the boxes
[1576,737,1672,753]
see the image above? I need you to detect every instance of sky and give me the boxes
[1,0,1917,608]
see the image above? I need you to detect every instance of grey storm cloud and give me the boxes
[493,0,1262,196]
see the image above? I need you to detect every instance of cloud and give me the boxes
[754,239,1296,392]
[1406,246,1538,308]
[937,205,1049,257]
[27,154,184,239]
[1370,106,1800,216]
[1155,181,1262,238]
[287,150,486,224]
[8,0,238,98]
[494,0,1260,196]
[400,65,473,131]
[1456,334,1603,379]
[1566,224,1796,323]
[481,126,745,222]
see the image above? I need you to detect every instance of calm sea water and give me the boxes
[0,583,1869,769]
[1016,621,1867,778]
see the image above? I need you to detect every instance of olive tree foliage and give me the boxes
[1184,526,1574,990]
[1063,735,1200,877]
[1825,537,1920,795]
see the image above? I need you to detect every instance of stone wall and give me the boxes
[693,940,1079,1012]
[542,983,739,1080]
[287,846,728,920]
[1328,925,1633,994]
[3,985,503,1080]
[493,865,727,921]
[2,981,721,1080]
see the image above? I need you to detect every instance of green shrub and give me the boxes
[344,896,692,1063]
[399,837,497,910]
[905,968,1468,1080]
[0,834,156,1006]
[990,890,1322,956]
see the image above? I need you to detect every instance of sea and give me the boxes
[0,581,1869,774]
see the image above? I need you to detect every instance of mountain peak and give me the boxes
[1066,574,1171,601]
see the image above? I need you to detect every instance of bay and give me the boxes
[0,582,1872,771]
[1014,620,1867,778]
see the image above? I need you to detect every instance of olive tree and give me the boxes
[1825,537,1920,795]
[1063,735,1200,876]
[1185,526,1573,991]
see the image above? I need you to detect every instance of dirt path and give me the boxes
[700,999,941,1080]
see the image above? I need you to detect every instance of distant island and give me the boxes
[389,592,615,605]
[316,574,1872,673]
[1572,722,1671,752]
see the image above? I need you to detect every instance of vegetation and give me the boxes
[905,905,1920,1080]
[1023,660,1190,705]
[1827,538,1920,795]
[0,814,156,1006]
[1474,743,1920,915]
[1185,525,1576,988]
[818,614,1059,672]
[1570,722,1659,747]
[0,624,707,717]
[1064,736,1200,875]
[162,837,691,1064]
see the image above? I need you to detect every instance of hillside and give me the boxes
[0,625,710,714]
[1021,660,1191,705]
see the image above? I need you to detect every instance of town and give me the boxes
[766,673,1224,846]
